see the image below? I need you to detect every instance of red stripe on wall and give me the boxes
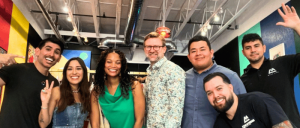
[0,0,13,51]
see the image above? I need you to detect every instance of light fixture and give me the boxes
[219,7,223,14]
[207,24,212,30]
[84,37,88,42]
[203,27,207,32]
[67,17,72,22]
[214,15,220,22]
[156,26,171,38]
[201,31,206,36]
[63,7,68,12]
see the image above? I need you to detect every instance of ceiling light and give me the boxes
[67,17,72,22]
[63,7,68,12]
[84,37,88,42]
[214,15,220,22]
[219,7,223,14]
[207,24,212,29]
[201,31,206,36]
[203,27,207,32]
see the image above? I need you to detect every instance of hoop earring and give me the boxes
[104,73,107,80]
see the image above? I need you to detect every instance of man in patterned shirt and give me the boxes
[144,32,185,127]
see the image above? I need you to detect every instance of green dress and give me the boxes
[99,84,135,128]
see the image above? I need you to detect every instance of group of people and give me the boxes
[0,3,299,128]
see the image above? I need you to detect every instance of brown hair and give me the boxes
[57,57,91,113]
[144,32,166,46]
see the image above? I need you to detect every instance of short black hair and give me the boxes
[37,37,64,54]
[188,35,211,53]
[242,33,263,48]
[203,72,231,90]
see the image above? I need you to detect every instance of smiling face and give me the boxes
[104,52,122,77]
[144,38,166,65]
[35,41,61,69]
[242,40,266,64]
[66,60,84,86]
[187,41,214,72]
[205,76,234,113]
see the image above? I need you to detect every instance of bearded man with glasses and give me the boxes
[143,32,185,128]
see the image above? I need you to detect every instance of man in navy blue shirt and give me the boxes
[181,35,246,128]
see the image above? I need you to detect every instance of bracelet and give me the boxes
[41,106,48,109]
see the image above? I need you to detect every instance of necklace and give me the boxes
[72,88,80,93]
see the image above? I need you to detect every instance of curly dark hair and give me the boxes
[57,57,91,113]
[94,49,136,98]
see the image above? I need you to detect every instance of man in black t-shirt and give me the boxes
[203,72,293,128]
[241,3,300,127]
[0,38,64,128]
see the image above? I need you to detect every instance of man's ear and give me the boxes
[35,47,41,57]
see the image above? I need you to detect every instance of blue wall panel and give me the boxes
[260,2,300,113]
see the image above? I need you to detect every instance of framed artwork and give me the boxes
[26,43,36,63]
[269,43,285,60]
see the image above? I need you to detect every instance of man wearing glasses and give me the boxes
[143,32,185,128]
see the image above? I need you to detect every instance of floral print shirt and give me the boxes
[145,57,185,128]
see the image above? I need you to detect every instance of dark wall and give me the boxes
[170,55,193,71]
[214,37,240,76]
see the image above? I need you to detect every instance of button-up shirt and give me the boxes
[181,61,246,128]
[145,57,185,128]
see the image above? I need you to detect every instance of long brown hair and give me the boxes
[57,57,91,113]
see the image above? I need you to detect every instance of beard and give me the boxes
[213,93,234,113]
[248,54,264,64]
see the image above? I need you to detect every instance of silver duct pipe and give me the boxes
[98,38,125,49]
[124,0,144,44]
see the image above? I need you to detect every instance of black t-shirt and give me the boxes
[241,54,300,127]
[214,92,289,128]
[0,63,59,128]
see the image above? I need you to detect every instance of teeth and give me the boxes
[109,69,116,71]
[46,58,53,62]
[71,76,78,79]
[217,99,224,103]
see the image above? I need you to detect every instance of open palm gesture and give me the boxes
[276,3,300,30]
[40,80,54,104]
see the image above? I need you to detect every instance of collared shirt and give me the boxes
[181,61,246,128]
[145,57,186,128]
[241,54,300,127]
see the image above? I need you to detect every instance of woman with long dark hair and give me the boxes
[38,57,91,128]
[90,49,145,128]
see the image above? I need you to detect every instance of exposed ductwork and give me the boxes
[124,0,144,44]
[98,38,125,49]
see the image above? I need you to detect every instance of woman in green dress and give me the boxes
[90,49,145,128]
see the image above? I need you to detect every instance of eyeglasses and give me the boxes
[144,45,164,51]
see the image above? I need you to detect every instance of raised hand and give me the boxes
[276,3,300,35]
[40,80,54,104]
[0,54,25,66]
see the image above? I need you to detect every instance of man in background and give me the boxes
[241,3,300,127]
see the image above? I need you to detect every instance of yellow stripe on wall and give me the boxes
[7,4,29,63]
